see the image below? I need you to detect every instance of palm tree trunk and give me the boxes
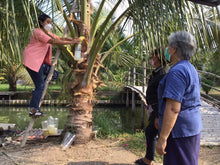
[62,0,96,144]
[8,77,17,91]
[66,84,94,143]
[64,46,105,143]
[64,57,96,143]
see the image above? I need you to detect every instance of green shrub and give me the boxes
[92,110,122,138]
[201,75,214,94]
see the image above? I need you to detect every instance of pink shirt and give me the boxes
[23,28,59,72]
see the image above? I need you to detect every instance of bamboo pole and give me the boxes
[201,82,220,93]
[39,49,61,107]
[142,61,146,93]
[197,70,220,79]
[141,61,146,128]
[20,117,35,147]
[126,68,130,107]
[132,66,136,115]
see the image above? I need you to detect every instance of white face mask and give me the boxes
[44,24,52,31]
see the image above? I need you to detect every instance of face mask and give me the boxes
[44,24,52,31]
[165,47,171,62]
[149,59,155,67]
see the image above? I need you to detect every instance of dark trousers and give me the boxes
[26,64,58,110]
[164,133,201,165]
[144,115,158,161]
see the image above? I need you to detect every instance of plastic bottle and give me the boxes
[62,133,76,150]
[74,42,82,61]
[61,132,72,147]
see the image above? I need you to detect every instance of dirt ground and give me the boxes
[0,137,220,165]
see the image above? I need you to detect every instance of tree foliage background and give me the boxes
[0,0,220,89]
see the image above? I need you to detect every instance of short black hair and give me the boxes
[38,14,51,28]
[151,48,166,65]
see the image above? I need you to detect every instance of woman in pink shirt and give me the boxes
[23,14,79,117]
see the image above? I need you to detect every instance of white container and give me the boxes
[74,44,82,61]
[41,121,48,130]
[48,116,54,125]
[46,116,59,135]
[54,118,59,129]
[48,124,58,135]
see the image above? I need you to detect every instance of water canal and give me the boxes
[0,105,148,134]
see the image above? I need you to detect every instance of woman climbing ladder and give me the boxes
[23,14,79,117]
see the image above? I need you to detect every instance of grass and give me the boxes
[93,110,163,163]
[118,130,146,156]
[115,131,163,163]
[93,110,122,138]
[0,84,62,92]
[208,88,220,100]
[0,83,122,92]
[97,81,124,92]
[95,95,121,101]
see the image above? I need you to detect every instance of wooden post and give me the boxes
[141,61,146,128]
[126,90,129,107]
[143,61,146,95]
[132,66,136,115]
[126,68,130,108]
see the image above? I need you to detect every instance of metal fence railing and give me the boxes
[122,63,220,109]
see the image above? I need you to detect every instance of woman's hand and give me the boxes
[71,37,80,45]
[156,98,181,156]
[156,137,167,155]
[48,37,79,46]
[56,37,80,45]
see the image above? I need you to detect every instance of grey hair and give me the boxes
[167,31,197,60]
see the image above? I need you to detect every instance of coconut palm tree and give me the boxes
[1,0,219,144]
[194,5,220,74]
[128,0,220,60]
[57,0,136,143]
[0,0,32,91]
[1,0,136,143]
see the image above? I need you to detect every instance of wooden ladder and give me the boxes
[20,4,81,147]
[20,48,61,147]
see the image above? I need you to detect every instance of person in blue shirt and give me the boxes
[156,31,202,165]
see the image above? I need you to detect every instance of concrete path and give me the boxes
[200,100,220,145]
[129,86,220,145]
